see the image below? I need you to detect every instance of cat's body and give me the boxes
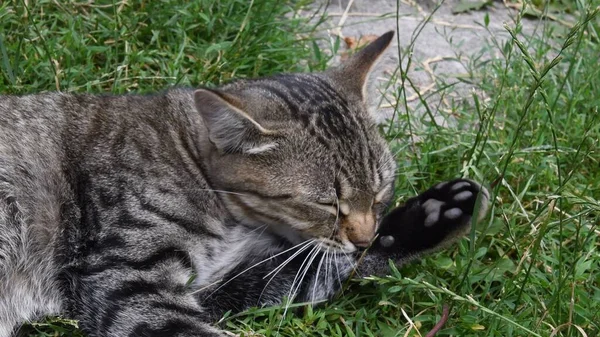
[0,32,489,337]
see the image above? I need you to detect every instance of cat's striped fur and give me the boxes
[0,32,489,336]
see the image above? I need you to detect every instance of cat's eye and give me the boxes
[316,198,336,206]
[313,201,338,216]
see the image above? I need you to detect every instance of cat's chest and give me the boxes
[188,225,280,288]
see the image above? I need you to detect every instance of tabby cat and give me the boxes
[0,31,489,337]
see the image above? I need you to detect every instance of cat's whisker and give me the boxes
[333,252,344,291]
[256,240,315,305]
[279,242,322,330]
[333,193,341,235]
[197,188,252,197]
[256,239,319,304]
[246,224,268,235]
[262,239,315,280]
[340,250,361,278]
[334,165,344,187]
[285,243,320,302]
[311,248,327,303]
[349,186,373,195]
[376,145,405,175]
[377,150,388,165]
[376,139,408,165]
[322,248,330,290]
[291,242,322,298]
[337,174,354,190]
[326,249,332,286]
[321,194,340,246]
[377,141,411,175]
[196,239,313,298]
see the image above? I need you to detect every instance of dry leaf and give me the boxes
[340,34,379,60]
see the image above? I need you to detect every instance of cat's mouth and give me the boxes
[276,227,359,254]
[314,237,358,254]
[295,225,369,254]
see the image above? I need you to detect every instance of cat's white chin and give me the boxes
[314,237,358,254]
[341,241,358,253]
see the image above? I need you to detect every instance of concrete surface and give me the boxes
[304,0,545,123]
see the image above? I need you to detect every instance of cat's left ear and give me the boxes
[327,31,394,100]
[194,89,279,154]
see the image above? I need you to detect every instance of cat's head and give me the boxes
[195,31,397,253]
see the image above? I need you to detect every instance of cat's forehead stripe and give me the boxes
[254,74,389,194]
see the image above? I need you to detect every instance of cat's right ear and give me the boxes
[328,31,394,101]
[194,89,278,154]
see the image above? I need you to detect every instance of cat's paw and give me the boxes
[375,179,489,256]
[418,178,490,230]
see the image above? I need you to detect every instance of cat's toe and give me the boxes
[421,178,489,229]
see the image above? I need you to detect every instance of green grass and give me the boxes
[0,0,327,94]
[3,0,599,336]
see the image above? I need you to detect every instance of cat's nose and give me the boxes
[341,210,376,249]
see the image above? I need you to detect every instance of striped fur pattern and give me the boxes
[0,32,489,336]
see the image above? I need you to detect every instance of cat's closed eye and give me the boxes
[315,197,337,205]
[312,201,339,216]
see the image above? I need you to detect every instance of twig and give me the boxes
[401,16,484,30]
[490,174,503,189]
[425,304,450,337]
[502,0,575,28]
[332,0,356,37]
[327,12,390,17]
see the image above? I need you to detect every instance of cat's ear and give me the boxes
[328,30,394,100]
[194,89,278,154]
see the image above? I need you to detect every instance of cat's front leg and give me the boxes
[360,179,490,275]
